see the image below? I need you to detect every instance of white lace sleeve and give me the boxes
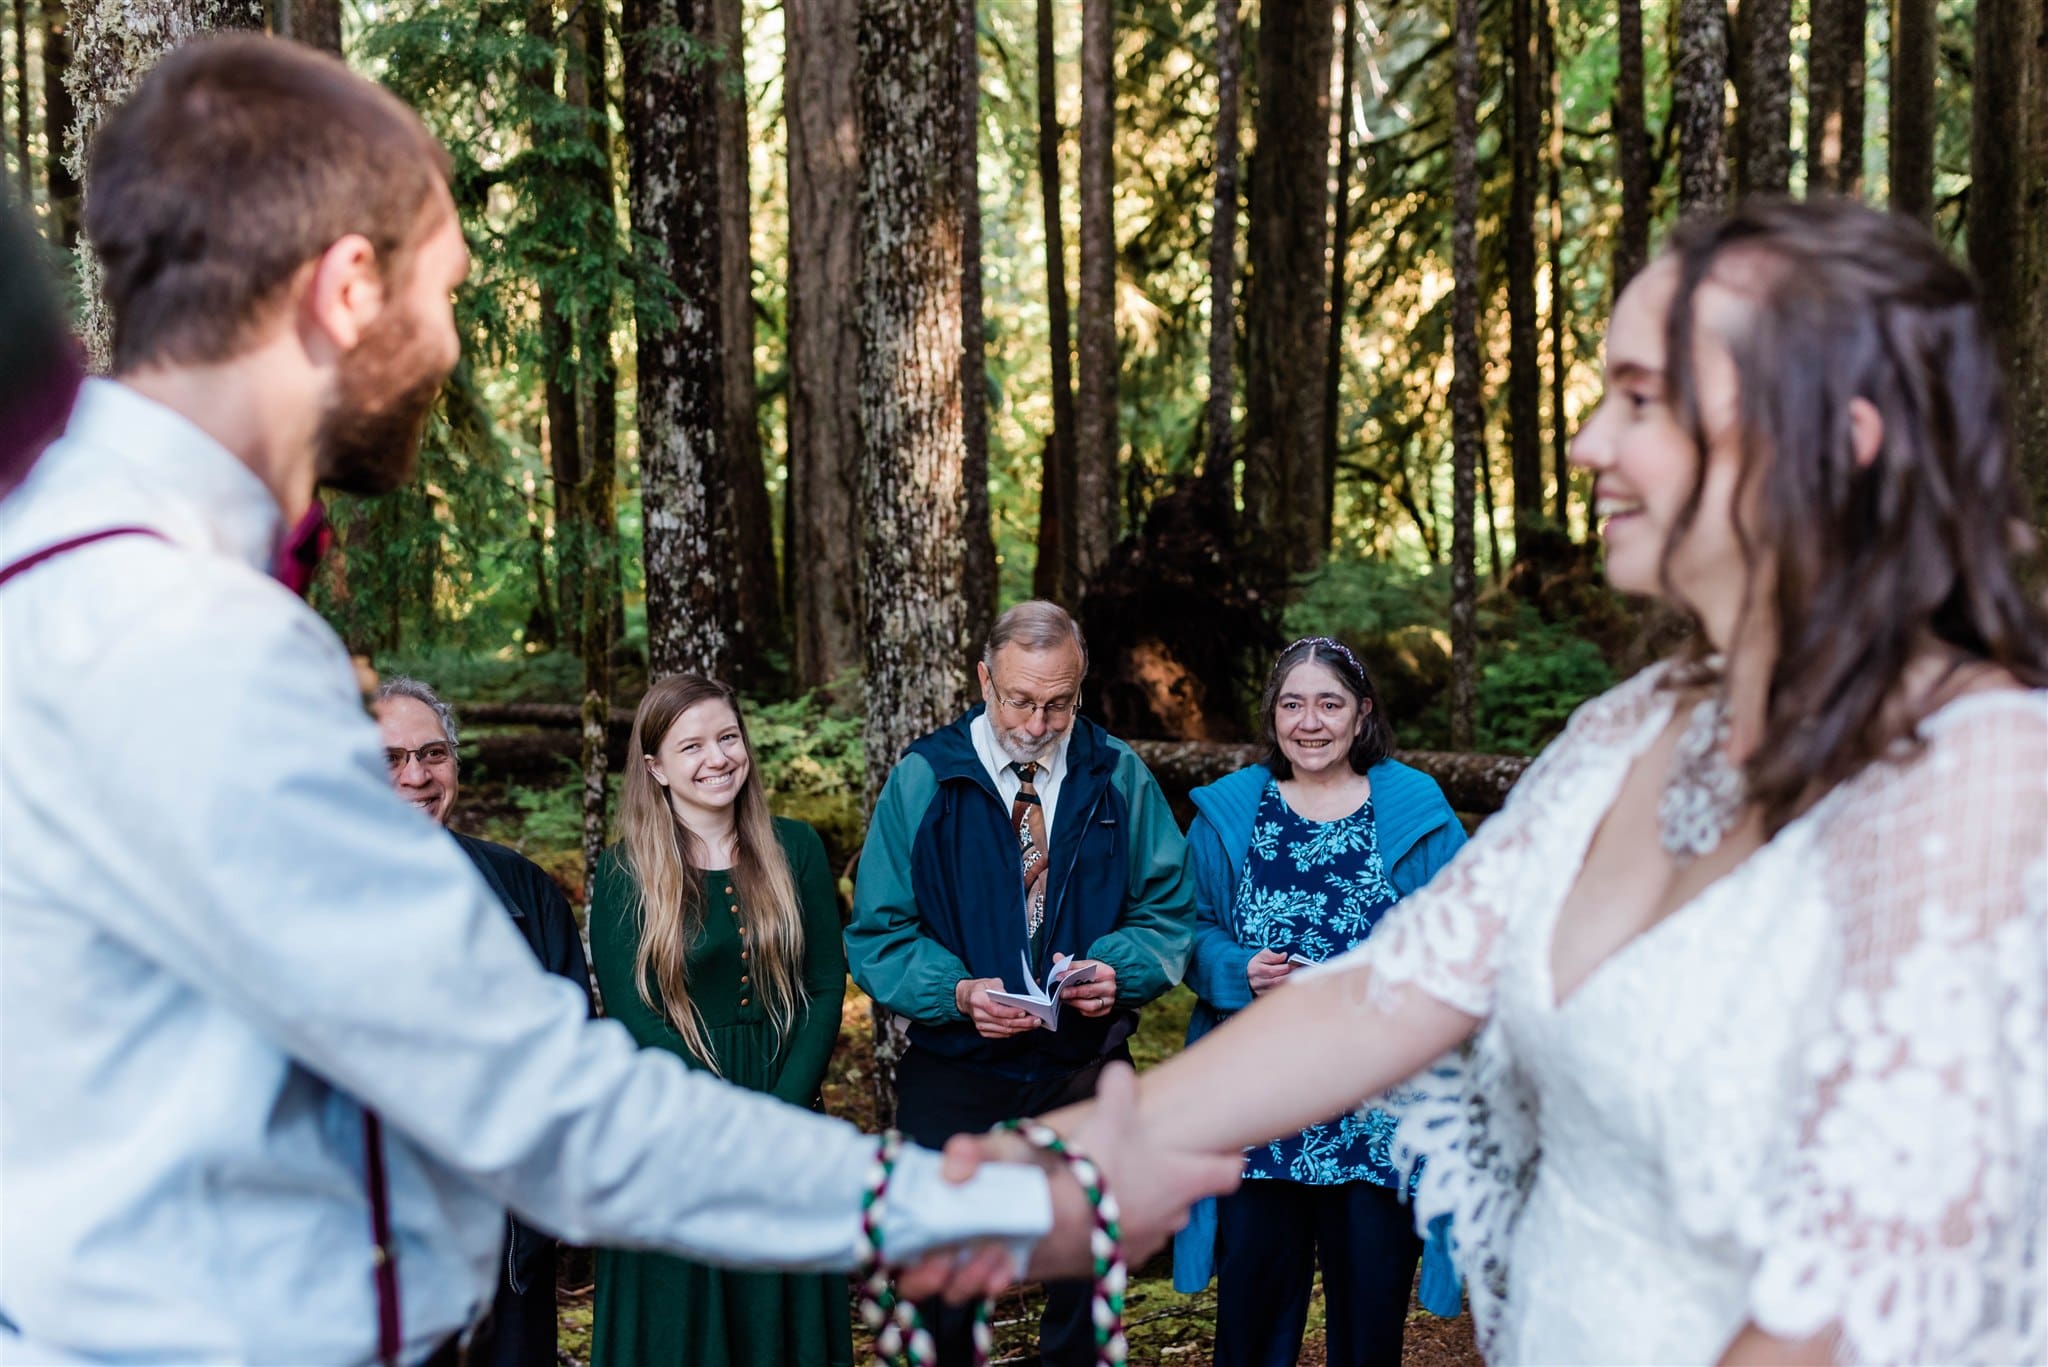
[1744,694,2048,1365]
[1315,662,1677,1018]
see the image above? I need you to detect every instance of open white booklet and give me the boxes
[986,950,1098,1030]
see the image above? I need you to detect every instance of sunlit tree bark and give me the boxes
[67,0,263,369]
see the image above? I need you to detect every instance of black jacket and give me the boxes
[453,831,594,1290]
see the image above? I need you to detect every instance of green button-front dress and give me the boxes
[587,816,852,1367]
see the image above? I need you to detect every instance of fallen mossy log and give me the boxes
[1125,740,1526,816]
[460,702,1528,816]
[459,702,630,779]
[468,729,629,777]
[459,701,635,730]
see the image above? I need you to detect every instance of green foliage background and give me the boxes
[311,0,1983,788]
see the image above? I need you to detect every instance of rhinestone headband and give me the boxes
[1283,635,1367,680]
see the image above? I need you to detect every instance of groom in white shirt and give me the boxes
[0,34,1234,1364]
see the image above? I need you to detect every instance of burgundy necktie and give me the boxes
[272,499,332,599]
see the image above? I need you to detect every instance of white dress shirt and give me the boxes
[969,709,1073,838]
[0,382,1049,1364]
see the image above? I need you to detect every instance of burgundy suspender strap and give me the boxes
[0,522,407,1367]
[0,526,164,586]
[363,1112,403,1367]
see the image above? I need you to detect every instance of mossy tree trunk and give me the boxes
[1672,0,1729,214]
[1805,0,1866,195]
[1612,0,1650,295]
[43,0,81,250]
[1542,0,1570,528]
[1734,0,1792,195]
[1508,0,1544,546]
[1321,0,1356,551]
[1244,0,1335,574]
[66,0,264,370]
[627,0,737,680]
[567,0,621,905]
[860,0,974,1122]
[1449,0,1482,750]
[959,0,995,651]
[712,0,783,683]
[274,0,342,52]
[1202,0,1241,502]
[1030,0,1080,605]
[1968,0,2047,519]
[786,0,865,692]
[1073,0,1118,585]
[1886,0,1935,223]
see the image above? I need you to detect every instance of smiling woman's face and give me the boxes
[644,698,750,821]
[1570,255,1758,632]
[1271,659,1366,778]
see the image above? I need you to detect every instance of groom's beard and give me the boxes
[314,308,450,496]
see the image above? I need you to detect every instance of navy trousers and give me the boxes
[895,1043,1130,1367]
[1212,1177,1421,1367]
[468,1240,559,1367]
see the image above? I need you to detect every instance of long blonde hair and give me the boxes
[617,675,808,1070]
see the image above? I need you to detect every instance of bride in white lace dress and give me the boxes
[1065,201,2048,1364]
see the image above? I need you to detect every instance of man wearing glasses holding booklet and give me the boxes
[848,600,1198,1366]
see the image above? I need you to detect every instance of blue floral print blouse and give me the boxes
[1233,775,1403,1187]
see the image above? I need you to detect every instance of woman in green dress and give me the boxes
[589,674,852,1367]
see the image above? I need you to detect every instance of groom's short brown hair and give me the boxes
[85,34,452,373]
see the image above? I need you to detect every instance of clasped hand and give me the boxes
[893,1063,1240,1303]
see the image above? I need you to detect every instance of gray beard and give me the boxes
[996,728,1058,765]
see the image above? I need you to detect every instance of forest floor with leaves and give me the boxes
[545,980,1481,1366]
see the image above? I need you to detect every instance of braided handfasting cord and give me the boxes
[857,1129,935,1367]
[854,1121,1128,1367]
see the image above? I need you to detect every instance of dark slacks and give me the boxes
[894,1043,1130,1367]
[467,1241,560,1367]
[1212,1177,1421,1367]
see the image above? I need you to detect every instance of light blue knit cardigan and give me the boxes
[1169,760,1466,1316]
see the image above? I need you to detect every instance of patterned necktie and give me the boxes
[1009,761,1049,940]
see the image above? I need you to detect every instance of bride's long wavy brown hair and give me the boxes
[618,674,808,1070]
[1655,198,2048,829]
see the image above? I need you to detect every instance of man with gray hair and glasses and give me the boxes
[848,600,1198,1366]
[374,677,590,1367]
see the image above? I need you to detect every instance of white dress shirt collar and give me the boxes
[970,707,1073,837]
[35,378,283,571]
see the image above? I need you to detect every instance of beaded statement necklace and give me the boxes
[858,1122,1127,1367]
[1656,694,1746,867]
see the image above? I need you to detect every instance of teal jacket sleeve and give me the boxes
[1182,811,1255,1014]
[1388,808,1469,900]
[845,756,973,1025]
[770,819,848,1108]
[1081,749,1197,1007]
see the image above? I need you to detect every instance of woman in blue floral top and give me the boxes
[1173,637,1468,1367]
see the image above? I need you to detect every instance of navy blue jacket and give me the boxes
[847,708,1196,1080]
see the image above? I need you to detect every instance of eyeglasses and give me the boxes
[385,742,455,770]
[992,692,1078,721]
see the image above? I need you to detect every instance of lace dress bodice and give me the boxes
[1333,666,2048,1365]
